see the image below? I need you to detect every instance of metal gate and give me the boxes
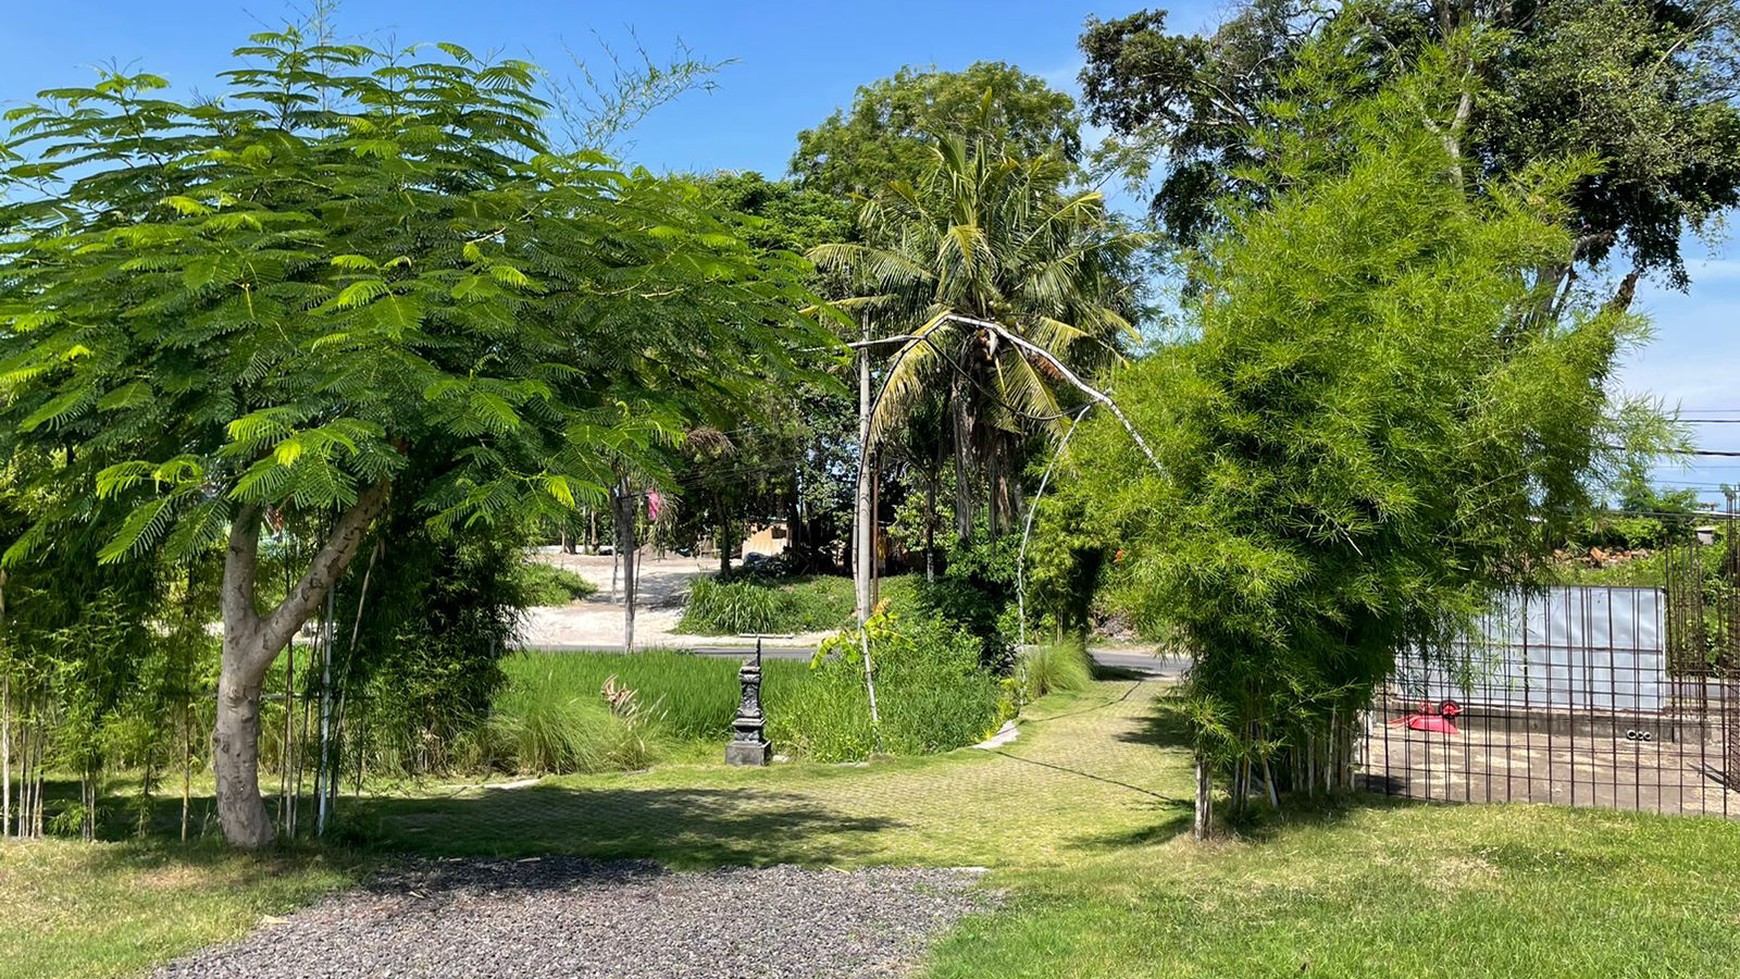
[1359,502,1740,819]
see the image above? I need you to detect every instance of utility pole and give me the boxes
[855,320,873,624]
[871,447,881,609]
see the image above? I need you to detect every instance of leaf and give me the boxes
[488,264,536,290]
[163,195,213,216]
[543,475,577,508]
[98,496,176,564]
[225,407,297,445]
[162,498,230,563]
[231,457,294,503]
[367,294,423,334]
[20,386,92,432]
[98,380,154,411]
[274,437,303,466]
[436,42,476,63]
[183,257,223,292]
[95,461,154,499]
[331,278,391,309]
[450,275,500,302]
[350,139,400,159]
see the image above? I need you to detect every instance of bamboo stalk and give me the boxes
[2,671,9,838]
[1193,754,1213,840]
[1,571,9,839]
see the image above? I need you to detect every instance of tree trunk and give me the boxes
[717,496,731,578]
[213,660,272,847]
[926,430,942,583]
[1193,753,1213,841]
[214,481,389,849]
[613,485,638,653]
[951,375,975,542]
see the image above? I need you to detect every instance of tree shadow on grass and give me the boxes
[1067,798,1196,850]
[341,784,903,870]
[50,777,898,874]
[1117,698,1195,751]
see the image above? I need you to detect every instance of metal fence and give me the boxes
[1359,513,1740,819]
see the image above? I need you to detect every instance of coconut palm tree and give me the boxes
[810,132,1144,539]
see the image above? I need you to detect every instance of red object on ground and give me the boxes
[1391,698,1462,735]
[1406,714,1460,734]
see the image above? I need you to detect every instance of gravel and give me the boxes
[153,858,994,979]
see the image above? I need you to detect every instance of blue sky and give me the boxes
[3,1,1735,502]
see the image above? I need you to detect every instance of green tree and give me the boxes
[811,135,1145,539]
[0,31,818,846]
[792,62,1082,196]
[685,173,858,572]
[1079,0,1740,291]
[1068,42,1664,834]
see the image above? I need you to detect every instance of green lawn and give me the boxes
[6,678,1740,978]
[0,841,356,979]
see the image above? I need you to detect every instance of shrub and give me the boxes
[769,604,1004,762]
[911,535,1020,669]
[479,660,666,774]
[1019,641,1094,700]
[515,562,599,606]
[678,577,782,634]
[679,574,878,636]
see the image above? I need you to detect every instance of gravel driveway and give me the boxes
[153,858,992,979]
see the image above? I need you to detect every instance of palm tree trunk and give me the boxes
[951,375,975,541]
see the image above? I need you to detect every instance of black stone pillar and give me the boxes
[727,640,771,765]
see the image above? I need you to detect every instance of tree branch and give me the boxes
[251,479,391,672]
[943,314,1165,475]
[223,504,264,646]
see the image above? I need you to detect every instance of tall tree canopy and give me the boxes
[792,61,1082,196]
[811,136,1145,539]
[0,30,822,846]
[1063,39,1662,833]
[1080,0,1740,289]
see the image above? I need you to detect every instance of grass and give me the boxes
[498,650,808,743]
[0,840,356,979]
[927,800,1740,977]
[349,678,1740,978]
[11,676,1740,978]
[1018,640,1094,699]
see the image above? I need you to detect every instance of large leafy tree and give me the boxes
[811,136,1145,540]
[682,173,858,572]
[792,62,1082,197]
[1080,0,1740,291]
[1065,41,1662,834]
[0,31,817,846]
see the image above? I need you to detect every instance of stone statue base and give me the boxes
[726,740,771,766]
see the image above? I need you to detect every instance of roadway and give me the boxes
[520,642,1190,680]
